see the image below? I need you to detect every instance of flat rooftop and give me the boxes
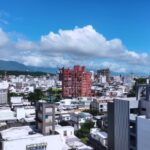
[66,136,93,149]
[91,128,107,139]
[55,125,73,130]
[130,114,138,121]
[0,108,16,121]
[0,126,42,141]
[115,97,136,101]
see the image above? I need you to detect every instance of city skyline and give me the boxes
[0,0,150,74]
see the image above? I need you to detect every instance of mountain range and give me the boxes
[0,60,146,76]
[0,60,57,73]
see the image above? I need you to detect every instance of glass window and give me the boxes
[63,130,67,136]
[45,115,48,119]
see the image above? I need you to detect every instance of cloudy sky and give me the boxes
[0,0,150,74]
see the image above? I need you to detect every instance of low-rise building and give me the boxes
[57,99,79,110]
[0,126,67,150]
[70,112,93,130]
[89,128,107,150]
[0,107,16,122]
[90,97,113,113]
[60,114,71,122]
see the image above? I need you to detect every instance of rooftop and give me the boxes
[0,126,42,141]
[66,136,92,149]
[0,108,16,121]
[90,128,108,139]
[10,97,22,104]
[115,97,136,101]
[130,114,138,121]
[0,126,68,150]
[55,125,74,130]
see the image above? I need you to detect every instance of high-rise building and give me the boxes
[36,101,55,135]
[108,84,150,150]
[97,68,110,83]
[60,65,91,98]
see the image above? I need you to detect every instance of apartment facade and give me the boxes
[90,97,113,113]
[36,101,55,135]
[61,66,91,98]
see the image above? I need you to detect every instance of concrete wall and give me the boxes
[137,116,150,150]
[114,99,129,150]
[108,102,114,150]
[0,89,7,104]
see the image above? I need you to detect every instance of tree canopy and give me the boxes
[28,89,44,103]
[75,121,94,144]
[128,78,146,97]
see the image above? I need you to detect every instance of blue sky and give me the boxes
[0,0,150,73]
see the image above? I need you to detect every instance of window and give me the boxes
[63,130,67,136]
[26,143,47,150]
[100,105,103,108]
[45,115,48,119]
[141,108,146,111]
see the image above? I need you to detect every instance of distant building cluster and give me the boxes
[0,65,147,150]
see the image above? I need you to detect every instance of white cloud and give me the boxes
[38,25,149,65]
[0,25,150,73]
[15,39,38,50]
[21,55,70,68]
[101,61,127,73]
[0,28,9,47]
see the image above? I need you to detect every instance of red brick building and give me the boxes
[60,66,91,98]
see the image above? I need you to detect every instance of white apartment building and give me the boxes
[0,126,68,150]
[90,128,108,148]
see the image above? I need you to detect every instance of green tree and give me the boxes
[47,88,53,95]
[28,89,44,104]
[75,121,94,144]
[128,78,146,97]
[47,88,62,102]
